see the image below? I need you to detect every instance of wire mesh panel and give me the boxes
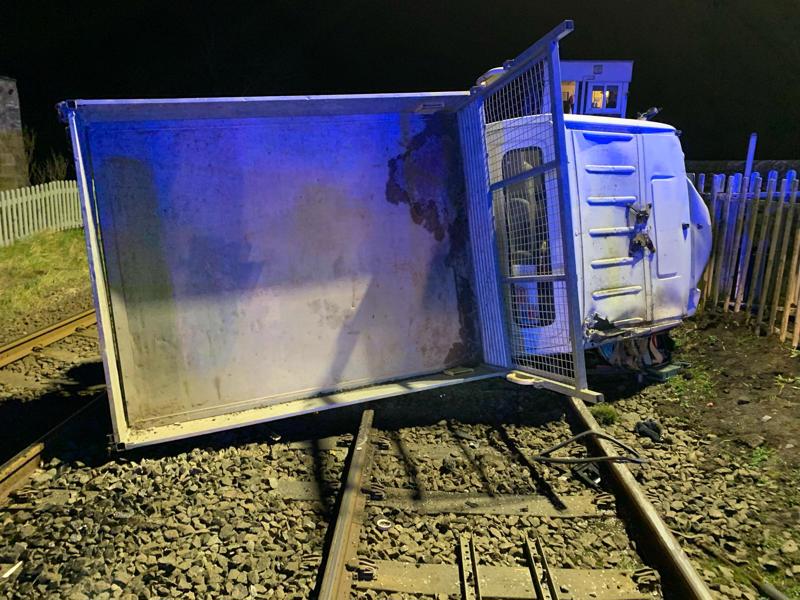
[458,21,586,388]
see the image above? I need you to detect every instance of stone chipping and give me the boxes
[0,441,344,599]
[604,393,799,600]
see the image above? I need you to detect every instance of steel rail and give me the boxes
[567,396,714,600]
[0,308,96,368]
[317,409,375,600]
[0,393,105,502]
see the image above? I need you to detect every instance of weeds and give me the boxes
[749,445,773,467]
[23,126,70,184]
[590,403,618,426]
[667,367,714,404]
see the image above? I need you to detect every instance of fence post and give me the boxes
[723,175,748,312]
[697,173,706,194]
[58,179,73,227]
[771,177,800,337]
[746,178,778,322]
[755,178,788,334]
[733,173,758,310]
[12,188,22,241]
[0,190,7,246]
[62,181,68,227]
[792,266,800,347]
[742,177,768,316]
[23,186,31,239]
[710,175,735,308]
[701,174,725,308]
[71,181,78,226]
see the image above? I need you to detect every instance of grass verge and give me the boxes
[0,229,91,337]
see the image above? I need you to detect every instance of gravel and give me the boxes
[604,393,798,599]
[0,439,344,599]
[360,417,661,599]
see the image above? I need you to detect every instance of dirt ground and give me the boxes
[595,312,800,598]
[662,312,800,467]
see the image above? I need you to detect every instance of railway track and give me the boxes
[0,333,714,600]
[0,308,102,498]
[316,398,713,600]
[0,308,97,369]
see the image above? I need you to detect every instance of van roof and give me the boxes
[565,114,675,134]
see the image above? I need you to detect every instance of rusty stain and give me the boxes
[385,114,480,366]
[386,116,460,242]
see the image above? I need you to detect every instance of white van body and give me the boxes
[485,114,712,354]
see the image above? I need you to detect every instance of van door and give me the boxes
[641,133,692,322]
[570,128,651,330]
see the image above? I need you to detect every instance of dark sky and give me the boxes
[2,0,799,161]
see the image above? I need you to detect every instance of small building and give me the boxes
[0,76,28,190]
[560,60,633,118]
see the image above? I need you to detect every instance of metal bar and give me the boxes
[535,537,560,600]
[458,536,477,600]
[505,273,567,283]
[548,33,587,390]
[469,537,483,600]
[357,558,653,599]
[567,397,713,600]
[523,537,546,600]
[0,394,105,503]
[66,109,131,446]
[506,370,603,404]
[488,160,559,192]
[0,309,96,368]
[317,409,374,600]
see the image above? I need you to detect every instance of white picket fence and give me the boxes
[0,180,82,246]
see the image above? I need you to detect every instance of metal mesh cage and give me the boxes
[458,21,585,388]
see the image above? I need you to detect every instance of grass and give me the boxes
[0,229,90,333]
[589,403,618,425]
[667,365,715,407]
[749,445,774,467]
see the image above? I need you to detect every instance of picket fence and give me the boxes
[689,170,800,345]
[0,180,82,246]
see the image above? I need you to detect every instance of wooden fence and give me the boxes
[690,170,800,345]
[0,180,82,246]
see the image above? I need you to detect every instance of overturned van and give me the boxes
[59,21,711,448]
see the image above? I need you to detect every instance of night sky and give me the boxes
[2,1,799,163]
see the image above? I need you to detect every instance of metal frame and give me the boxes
[548,32,589,391]
[458,20,588,392]
[61,92,487,448]
[67,111,130,445]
